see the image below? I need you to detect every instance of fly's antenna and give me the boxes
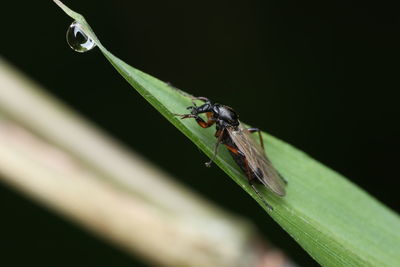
[250,182,273,211]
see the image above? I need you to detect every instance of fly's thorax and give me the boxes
[213,104,239,127]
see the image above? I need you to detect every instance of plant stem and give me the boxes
[0,58,293,267]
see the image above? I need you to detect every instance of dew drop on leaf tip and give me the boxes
[66,21,96,53]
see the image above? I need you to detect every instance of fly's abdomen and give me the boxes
[223,137,261,183]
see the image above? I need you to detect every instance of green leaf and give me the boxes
[54,1,400,266]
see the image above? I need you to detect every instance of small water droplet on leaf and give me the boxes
[66,21,96,52]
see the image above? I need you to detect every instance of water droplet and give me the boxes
[66,21,96,53]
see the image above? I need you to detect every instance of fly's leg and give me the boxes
[205,128,225,167]
[247,128,288,185]
[174,112,220,166]
[174,96,213,126]
[174,114,224,168]
[247,128,265,154]
[174,112,215,128]
[249,180,274,211]
[189,96,210,103]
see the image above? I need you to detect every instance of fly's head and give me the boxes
[186,101,212,116]
[183,98,239,128]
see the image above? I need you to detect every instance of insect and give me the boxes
[175,96,287,210]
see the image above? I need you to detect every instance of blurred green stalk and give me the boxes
[0,58,293,267]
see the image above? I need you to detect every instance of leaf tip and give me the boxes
[53,0,66,11]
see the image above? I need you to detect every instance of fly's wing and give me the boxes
[228,124,286,196]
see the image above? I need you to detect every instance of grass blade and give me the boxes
[54,1,400,266]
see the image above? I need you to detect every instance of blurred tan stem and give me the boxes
[0,58,293,267]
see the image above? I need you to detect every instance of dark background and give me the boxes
[1,0,399,266]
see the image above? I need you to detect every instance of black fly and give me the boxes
[175,96,286,210]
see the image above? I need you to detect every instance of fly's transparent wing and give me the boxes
[227,124,286,196]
